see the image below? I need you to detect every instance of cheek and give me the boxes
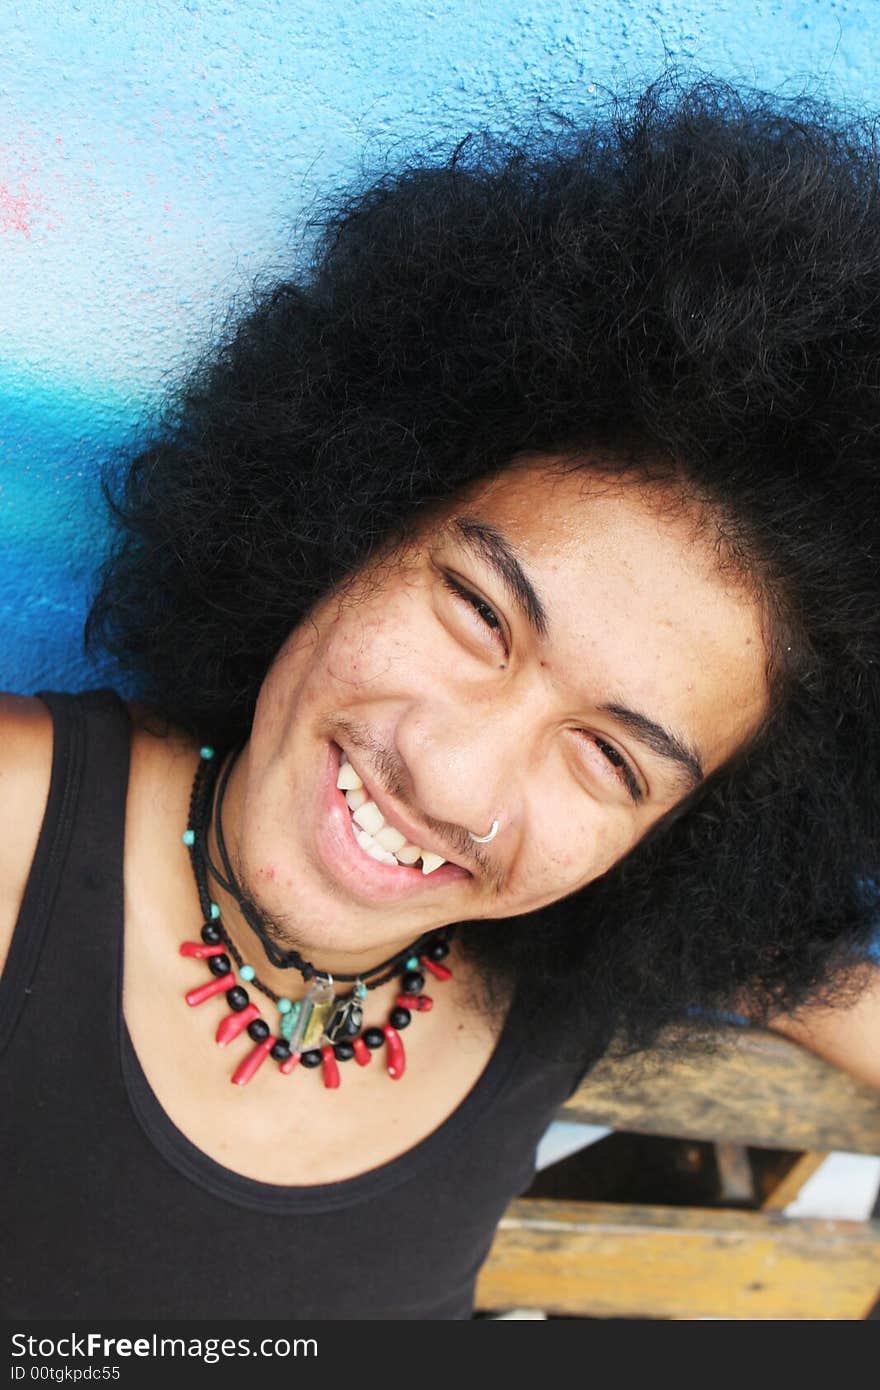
[324,581,444,692]
[513,811,635,910]
[324,613,416,689]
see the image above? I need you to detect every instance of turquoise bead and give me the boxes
[277,997,293,1013]
[182,829,195,846]
[280,1002,301,1041]
[353,982,368,1000]
[210,902,220,920]
[406,956,419,971]
[200,745,215,760]
[240,965,256,982]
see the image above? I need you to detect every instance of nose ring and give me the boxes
[468,818,500,844]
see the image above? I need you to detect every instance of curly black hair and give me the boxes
[86,74,880,1064]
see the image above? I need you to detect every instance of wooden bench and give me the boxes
[476,1027,880,1320]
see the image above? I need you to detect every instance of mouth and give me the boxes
[314,742,472,903]
[336,750,456,874]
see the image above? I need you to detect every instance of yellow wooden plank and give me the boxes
[562,1027,880,1154]
[476,1199,880,1320]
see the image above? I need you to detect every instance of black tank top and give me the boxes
[0,688,589,1320]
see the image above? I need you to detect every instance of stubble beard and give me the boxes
[226,841,317,959]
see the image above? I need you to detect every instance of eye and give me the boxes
[440,573,507,651]
[581,733,643,803]
[440,570,643,803]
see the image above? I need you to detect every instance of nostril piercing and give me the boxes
[468,819,500,844]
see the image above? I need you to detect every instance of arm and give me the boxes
[768,968,880,1092]
[0,693,54,978]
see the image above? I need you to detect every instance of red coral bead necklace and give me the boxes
[179,744,454,1088]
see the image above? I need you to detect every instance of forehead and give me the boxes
[431,459,770,777]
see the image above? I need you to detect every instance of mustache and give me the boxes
[328,717,505,891]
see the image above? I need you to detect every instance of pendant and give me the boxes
[324,980,367,1043]
[287,975,336,1053]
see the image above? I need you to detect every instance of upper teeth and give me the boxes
[336,751,447,874]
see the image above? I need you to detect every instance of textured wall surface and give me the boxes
[2,0,878,692]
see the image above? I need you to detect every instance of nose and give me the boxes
[396,696,532,843]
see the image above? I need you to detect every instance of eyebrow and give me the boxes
[451,513,706,793]
[452,516,550,637]
[599,702,705,791]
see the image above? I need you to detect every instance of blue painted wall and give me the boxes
[2,0,878,693]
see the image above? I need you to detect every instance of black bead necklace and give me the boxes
[179,744,454,1087]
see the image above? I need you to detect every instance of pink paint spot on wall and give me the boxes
[0,134,54,238]
[0,182,34,236]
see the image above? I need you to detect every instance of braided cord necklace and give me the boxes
[179,745,454,1087]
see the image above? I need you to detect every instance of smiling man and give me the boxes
[1,77,879,1319]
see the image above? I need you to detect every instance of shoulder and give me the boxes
[0,693,55,978]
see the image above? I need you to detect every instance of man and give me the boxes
[1,77,878,1318]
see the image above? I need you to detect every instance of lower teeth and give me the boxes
[352,818,419,869]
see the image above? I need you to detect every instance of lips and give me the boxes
[312,742,471,904]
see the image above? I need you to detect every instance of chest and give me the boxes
[122,892,502,1186]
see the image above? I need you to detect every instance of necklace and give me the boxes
[179,745,454,1087]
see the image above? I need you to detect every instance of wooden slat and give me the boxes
[476,1198,880,1320]
[561,1026,880,1154]
[762,1153,829,1212]
[714,1143,755,1204]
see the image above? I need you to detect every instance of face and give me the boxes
[223,459,770,969]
